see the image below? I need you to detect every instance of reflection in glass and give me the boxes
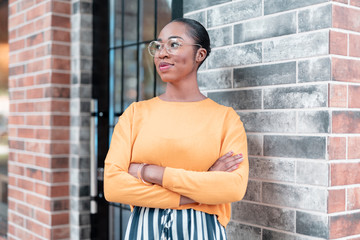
[113,0,122,47]
[114,49,122,115]
[123,46,137,109]
[139,0,155,42]
[157,0,172,36]
[124,0,138,44]
[139,43,155,101]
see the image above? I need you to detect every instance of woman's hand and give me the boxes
[208,151,243,172]
[128,163,141,178]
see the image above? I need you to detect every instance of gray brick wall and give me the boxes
[70,0,93,239]
[185,1,335,239]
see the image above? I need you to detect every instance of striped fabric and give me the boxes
[125,206,227,240]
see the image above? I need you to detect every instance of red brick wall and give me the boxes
[8,0,71,239]
[329,1,360,239]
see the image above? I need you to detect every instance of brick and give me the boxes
[208,42,262,69]
[18,76,34,87]
[197,69,231,91]
[207,0,261,27]
[243,180,261,202]
[18,22,35,37]
[263,31,329,62]
[328,137,346,160]
[35,182,49,196]
[51,44,70,57]
[27,87,44,99]
[348,187,360,210]
[8,164,24,175]
[234,61,296,88]
[17,127,34,138]
[18,153,35,165]
[51,58,70,71]
[296,211,328,239]
[35,15,52,31]
[208,26,232,48]
[51,213,69,226]
[51,129,69,141]
[351,0,360,7]
[26,32,44,47]
[26,115,43,126]
[350,34,360,57]
[18,178,34,191]
[51,72,71,85]
[52,115,70,126]
[297,161,328,186]
[9,39,25,52]
[226,222,261,240]
[243,135,260,157]
[238,111,296,133]
[332,111,360,133]
[9,65,25,76]
[26,168,43,181]
[331,162,360,185]
[35,209,50,225]
[249,157,295,182]
[333,0,348,3]
[298,57,331,83]
[299,4,332,32]
[263,230,313,240]
[9,140,25,150]
[52,1,71,15]
[298,111,330,133]
[264,85,327,109]
[8,13,25,29]
[50,198,69,211]
[234,12,296,44]
[265,0,328,14]
[330,30,348,55]
[348,137,360,159]
[51,226,70,239]
[333,5,360,32]
[49,143,69,155]
[26,219,44,237]
[51,185,69,197]
[232,201,295,231]
[264,135,326,159]
[328,188,346,213]
[329,84,347,108]
[44,86,70,98]
[8,187,25,201]
[330,212,360,238]
[208,89,262,110]
[18,49,35,62]
[262,182,327,212]
[27,59,44,73]
[8,115,24,125]
[184,11,206,28]
[10,90,25,100]
[16,202,32,218]
[51,15,70,29]
[26,3,46,21]
[51,100,70,112]
[45,171,69,183]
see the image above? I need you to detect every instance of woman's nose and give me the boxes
[157,46,169,58]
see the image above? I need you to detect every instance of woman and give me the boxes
[104,18,249,239]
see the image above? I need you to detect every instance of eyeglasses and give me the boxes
[148,38,202,57]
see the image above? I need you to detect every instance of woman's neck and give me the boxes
[160,79,206,102]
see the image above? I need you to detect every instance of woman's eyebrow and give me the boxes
[156,36,184,41]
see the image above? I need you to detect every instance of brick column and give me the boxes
[328,1,360,239]
[8,1,71,239]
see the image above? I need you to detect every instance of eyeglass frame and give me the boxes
[147,38,202,57]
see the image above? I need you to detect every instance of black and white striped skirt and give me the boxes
[125,206,227,240]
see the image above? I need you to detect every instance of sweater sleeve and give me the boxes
[103,103,181,208]
[161,108,249,205]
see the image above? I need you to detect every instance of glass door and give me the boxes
[91,1,182,239]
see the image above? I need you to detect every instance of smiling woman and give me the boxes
[104,18,249,240]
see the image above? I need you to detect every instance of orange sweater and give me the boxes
[104,97,249,227]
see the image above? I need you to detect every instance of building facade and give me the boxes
[6,0,360,239]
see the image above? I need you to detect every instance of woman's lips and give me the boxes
[159,62,173,71]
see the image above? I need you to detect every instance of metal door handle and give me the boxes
[90,99,98,214]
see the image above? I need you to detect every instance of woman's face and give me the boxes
[154,22,200,83]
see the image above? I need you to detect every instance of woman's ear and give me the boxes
[196,48,207,63]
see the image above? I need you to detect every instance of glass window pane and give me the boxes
[114,0,122,46]
[139,0,155,41]
[124,0,138,44]
[139,43,155,101]
[123,46,137,109]
[114,49,122,114]
[157,0,172,36]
